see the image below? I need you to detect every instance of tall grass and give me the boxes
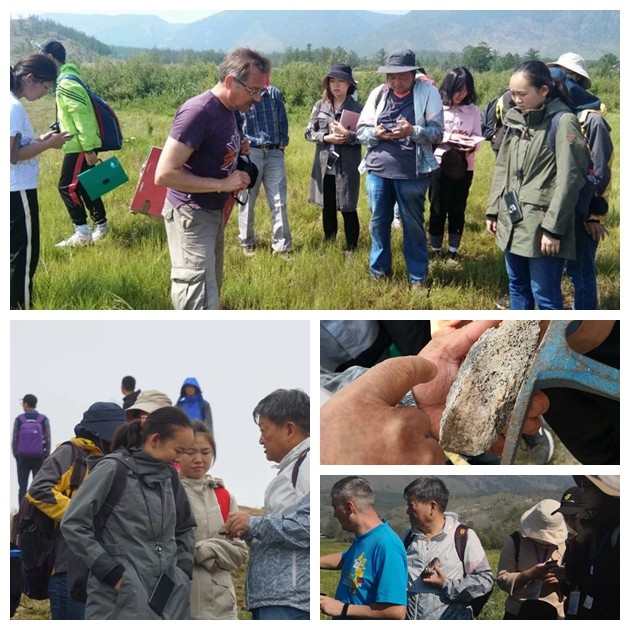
[22,78,620,310]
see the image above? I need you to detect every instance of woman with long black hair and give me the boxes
[485,60,589,309]
[10,54,69,309]
[61,407,196,619]
[305,63,363,255]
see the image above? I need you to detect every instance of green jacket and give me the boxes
[56,62,101,153]
[486,97,589,260]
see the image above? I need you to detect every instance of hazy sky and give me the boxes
[10,319,310,511]
[14,3,409,23]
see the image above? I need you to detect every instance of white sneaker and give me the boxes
[92,221,110,243]
[55,226,93,247]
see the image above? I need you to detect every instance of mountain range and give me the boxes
[35,10,619,58]
[320,475,575,540]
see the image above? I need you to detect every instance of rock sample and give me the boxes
[439,320,541,456]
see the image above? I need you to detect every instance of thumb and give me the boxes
[347,355,438,407]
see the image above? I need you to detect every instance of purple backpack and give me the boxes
[16,414,45,459]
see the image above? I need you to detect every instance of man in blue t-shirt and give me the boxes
[320,476,407,620]
[155,47,271,310]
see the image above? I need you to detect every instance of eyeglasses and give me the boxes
[232,189,250,206]
[232,76,265,98]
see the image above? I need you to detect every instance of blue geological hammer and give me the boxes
[501,320,620,465]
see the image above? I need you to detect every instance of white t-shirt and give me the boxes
[10,91,39,191]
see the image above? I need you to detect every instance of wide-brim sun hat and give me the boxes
[378,48,420,74]
[519,499,567,546]
[325,63,357,87]
[74,402,127,442]
[586,475,620,497]
[125,389,173,420]
[548,52,591,89]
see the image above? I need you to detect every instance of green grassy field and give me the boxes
[320,539,507,620]
[20,95,620,310]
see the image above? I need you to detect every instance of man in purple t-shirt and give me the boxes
[156,48,271,310]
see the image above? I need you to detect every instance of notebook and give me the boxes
[339,109,360,132]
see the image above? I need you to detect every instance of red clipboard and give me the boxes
[130,146,166,219]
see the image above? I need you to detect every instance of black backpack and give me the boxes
[10,442,88,600]
[481,89,514,156]
[404,524,493,617]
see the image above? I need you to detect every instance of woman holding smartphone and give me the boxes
[305,63,363,255]
[485,60,589,310]
[10,54,69,309]
[61,407,196,619]
[497,499,568,619]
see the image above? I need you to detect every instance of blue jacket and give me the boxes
[176,377,213,430]
[357,79,444,175]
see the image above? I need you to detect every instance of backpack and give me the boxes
[404,523,493,617]
[292,448,310,488]
[59,72,123,151]
[510,530,521,563]
[10,441,88,600]
[481,89,513,155]
[213,486,231,523]
[16,413,46,459]
[547,111,597,222]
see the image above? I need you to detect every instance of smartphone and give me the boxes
[148,572,175,617]
[421,557,440,578]
[326,150,340,170]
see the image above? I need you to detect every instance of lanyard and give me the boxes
[134,461,165,559]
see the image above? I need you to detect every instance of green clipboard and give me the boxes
[77,156,129,201]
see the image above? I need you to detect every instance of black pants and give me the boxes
[58,152,106,226]
[322,174,359,250]
[10,189,40,310]
[428,169,474,245]
[16,457,44,503]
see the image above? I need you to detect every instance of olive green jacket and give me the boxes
[486,97,589,260]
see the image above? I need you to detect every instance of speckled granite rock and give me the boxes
[439,320,541,456]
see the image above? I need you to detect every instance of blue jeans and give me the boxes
[238,147,292,252]
[252,606,309,620]
[505,251,566,310]
[566,220,598,309]
[366,172,429,283]
[48,573,85,620]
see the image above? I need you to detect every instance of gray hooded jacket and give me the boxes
[61,449,196,619]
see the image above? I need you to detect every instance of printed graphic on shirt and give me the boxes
[343,552,367,594]
[222,132,241,175]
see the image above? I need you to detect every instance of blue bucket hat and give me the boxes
[74,402,127,442]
